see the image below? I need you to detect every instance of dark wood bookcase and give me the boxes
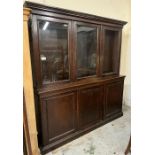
[24,1,127,154]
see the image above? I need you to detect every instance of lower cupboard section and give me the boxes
[38,78,124,154]
[40,92,77,146]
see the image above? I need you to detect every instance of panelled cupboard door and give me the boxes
[78,86,101,129]
[104,80,124,118]
[40,91,77,145]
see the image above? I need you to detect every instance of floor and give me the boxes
[46,105,131,155]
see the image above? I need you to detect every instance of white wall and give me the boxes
[24,0,131,106]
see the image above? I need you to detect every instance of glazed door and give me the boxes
[40,91,77,145]
[73,21,100,79]
[78,86,102,129]
[100,26,122,76]
[31,15,72,87]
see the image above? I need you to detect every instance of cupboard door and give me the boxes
[40,92,77,145]
[31,15,72,86]
[104,81,124,118]
[101,27,122,76]
[78,86,101,129]
[74,22,100,79]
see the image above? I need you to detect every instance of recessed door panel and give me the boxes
[41,92,77,144]
[78,86,101,128]
[105,81,123,117]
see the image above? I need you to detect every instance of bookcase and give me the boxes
[25,2,127,154]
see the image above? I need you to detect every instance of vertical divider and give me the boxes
[96,25,100,77]
[100,25,104,76]
[68,21,73,81]
[71,21,77,81]
[31,15,42,87]
[117,30,122,74]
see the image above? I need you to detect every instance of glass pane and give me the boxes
[38,20,69,84]
[103,30,118,73]
[77,25,97,78]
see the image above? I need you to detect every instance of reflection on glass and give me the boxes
[77,25,97,78]
[38,20,69,84]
